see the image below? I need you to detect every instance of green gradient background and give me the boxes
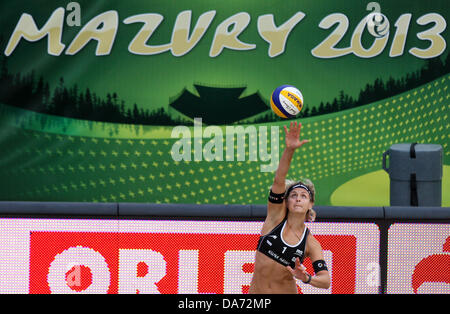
[0,0,449,206]
[0,75,448,205]
[1,0,448,111]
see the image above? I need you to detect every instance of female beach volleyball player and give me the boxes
[249,121,330,294]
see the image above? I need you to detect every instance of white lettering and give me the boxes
[118,249,166,294]
[223,250,255,293]
[47,246,110,294]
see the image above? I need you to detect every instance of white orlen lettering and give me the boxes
[223,250,255,293]
[118,249,166,294]
[47,246,110,294]
[178,250,202,293]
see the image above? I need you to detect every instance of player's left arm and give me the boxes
[306,235,330,289]
[287,235,330,289]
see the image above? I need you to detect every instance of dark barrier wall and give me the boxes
[0,202,449,294]
[1,201,449,219]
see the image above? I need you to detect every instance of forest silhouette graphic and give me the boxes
[0,51,449,126]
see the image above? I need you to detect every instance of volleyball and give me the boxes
[270,85,304,119]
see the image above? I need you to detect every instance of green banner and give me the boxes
[0,0,448,206]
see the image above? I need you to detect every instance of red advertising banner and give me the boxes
[0,218,380,293]
[387,223,450,294]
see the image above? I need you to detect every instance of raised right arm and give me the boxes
[267,122,309,221]
[272,146,296,193]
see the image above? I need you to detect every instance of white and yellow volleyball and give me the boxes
[270,85,304,119]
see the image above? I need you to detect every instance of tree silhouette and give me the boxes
[444,53,450,73]
[0,52,448,126]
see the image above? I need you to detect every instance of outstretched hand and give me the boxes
[283,121,309,150]
[286,257,309,282]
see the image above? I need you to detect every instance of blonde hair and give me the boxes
[285,178,316,222]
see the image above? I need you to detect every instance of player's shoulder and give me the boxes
[305,232,326,260]
[260,213,285,235]
[306,231,322,249]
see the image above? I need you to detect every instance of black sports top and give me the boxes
[257,218,309,269]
